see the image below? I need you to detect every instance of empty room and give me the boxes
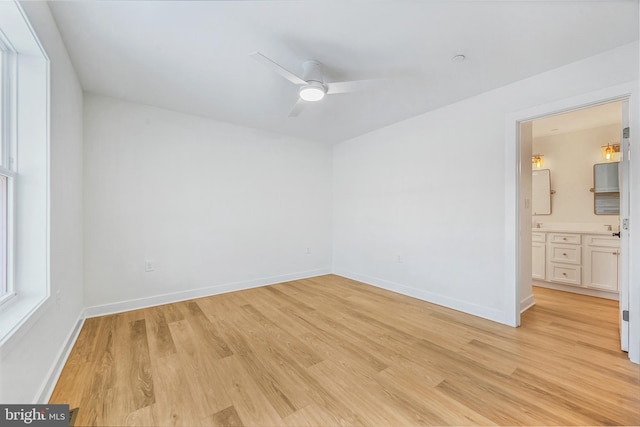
[0,1,639,426]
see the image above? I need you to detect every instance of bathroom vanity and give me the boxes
[532,226,620,300]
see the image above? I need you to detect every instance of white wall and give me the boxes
[533,124,621,225]
[83,95,332,310]
[333,42,639,325]
[519,122,533,312]
[0,2,84,403]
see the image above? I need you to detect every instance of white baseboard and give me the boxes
[520,294,536,313]
[83,268,332,318]
[333,269,510,325]
[36,313,85,403]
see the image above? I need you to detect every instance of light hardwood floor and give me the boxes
[50,275,640,426]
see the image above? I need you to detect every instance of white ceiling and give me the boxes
[48,1,638,144]
[532,101,624,139]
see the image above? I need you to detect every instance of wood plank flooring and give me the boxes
[49,275,640,426]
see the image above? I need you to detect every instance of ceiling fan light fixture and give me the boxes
[299,82,326,102]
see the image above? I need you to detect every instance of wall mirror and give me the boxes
[532,169,551,215]
[593,162,620,215]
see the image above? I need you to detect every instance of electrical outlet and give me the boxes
[306,247,311,255]
[145,260,155,272]
[397,255,403,263]
[56,290,62,307]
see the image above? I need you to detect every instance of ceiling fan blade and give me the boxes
[326,79,385,95]
[288,98,306,117]
[249,52,307,86]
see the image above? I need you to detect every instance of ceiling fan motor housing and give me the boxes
[300,60,326,101]
[302,60,324,84]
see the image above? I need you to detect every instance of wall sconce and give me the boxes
[602,143,620,161]
[532,154,543,169]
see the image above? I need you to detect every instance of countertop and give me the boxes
[532,228,619,236]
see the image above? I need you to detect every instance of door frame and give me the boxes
[504,81,638,363]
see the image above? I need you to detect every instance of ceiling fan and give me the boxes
[249,52,380,117]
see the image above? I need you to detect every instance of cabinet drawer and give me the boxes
[549,245,581,264]
[585,235,620,248]
[548,233,581,245]
[532,232,546,243]
[548,263,581,286]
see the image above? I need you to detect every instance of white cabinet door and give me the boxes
[584,246,619,291]
[532,242,546,280]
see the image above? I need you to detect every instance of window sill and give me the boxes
[0,292,17,308]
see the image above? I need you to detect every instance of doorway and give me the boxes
[521,100,627,350]
[505,86,633,356]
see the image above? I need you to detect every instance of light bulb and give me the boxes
[299,85,325,102]
[603,145,614,161]
[532,155,543,169]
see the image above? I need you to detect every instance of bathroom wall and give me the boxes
[532,123,621,227]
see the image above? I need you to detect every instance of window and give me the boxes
[0,50,4,299]
[0,176,7,299]
[0,1,50,346]
[0,42,15,303]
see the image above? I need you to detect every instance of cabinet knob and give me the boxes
[613,251,619,255]
[562,237,567,241]
[562,253,567,256]
[562,272,567,276]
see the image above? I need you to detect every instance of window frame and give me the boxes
[0,39,16,307]
[0,0,51,349]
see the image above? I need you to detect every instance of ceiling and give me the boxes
[532,101,624,139]
[48,1,638,144]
